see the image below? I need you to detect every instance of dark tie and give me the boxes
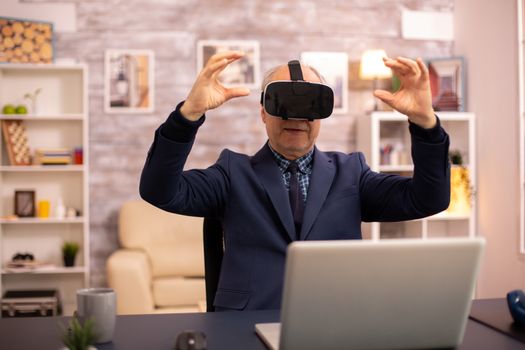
[287,161,304,238]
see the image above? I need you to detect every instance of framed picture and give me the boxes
[427,57,465,112]
[104,49,154,113]
[197,40,260,90]
[14,190,35,217]
[300,52,349,114]
[0,16,54,64]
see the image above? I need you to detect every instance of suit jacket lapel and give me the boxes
[300,148,335,240]
[252,144,295,241]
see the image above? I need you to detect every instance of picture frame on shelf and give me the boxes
[426,56,465,112]
[197,40,260,90]
[301,51,349,114]
[0,16,54,64]
[14,190,35,217]
[104,49,154,114]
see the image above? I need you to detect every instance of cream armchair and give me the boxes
[107,200,206,314]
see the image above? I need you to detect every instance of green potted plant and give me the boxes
[62,241,79,267]
[449,149,464,166]
[60,312,96,350]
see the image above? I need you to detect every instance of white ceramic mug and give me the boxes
[76,288,116,343]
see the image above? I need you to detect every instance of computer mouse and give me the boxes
[507,289,525,325]
[174,330,207,350]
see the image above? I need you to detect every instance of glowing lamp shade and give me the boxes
[359,49,392,80]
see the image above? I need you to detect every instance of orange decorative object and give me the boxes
[37,200,50,218]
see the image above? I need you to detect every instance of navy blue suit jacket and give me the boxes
[140,111,450,311]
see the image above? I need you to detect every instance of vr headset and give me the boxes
[260,60,334,121]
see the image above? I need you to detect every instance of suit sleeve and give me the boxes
[359,118,451,222]
[139,104,230,218]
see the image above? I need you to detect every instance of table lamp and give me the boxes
[359,49,392,110]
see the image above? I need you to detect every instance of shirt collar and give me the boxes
[267,142,314,174]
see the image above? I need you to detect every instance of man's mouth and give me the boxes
[284,128,307,134]
[284,126,308,132]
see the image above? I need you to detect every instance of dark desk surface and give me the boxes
[470,298,525,344]
[1,300,525,350]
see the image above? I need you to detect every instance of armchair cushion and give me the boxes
[119,200,204,278]
[107,249,154,314]
[153,277,206,307]
[108,200,206,314]
[144,240,204,278]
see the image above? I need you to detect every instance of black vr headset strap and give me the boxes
[288,60,314,121]
[261,60,310,120]
[280,60,304,120]
[261,60,305,105]
[287,60,304,81]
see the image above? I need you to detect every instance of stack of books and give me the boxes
[33,148,72,165]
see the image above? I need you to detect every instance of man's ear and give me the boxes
[260,106,267,124]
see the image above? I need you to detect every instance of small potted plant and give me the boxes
[62,241,79,267]
[60,312,96,350]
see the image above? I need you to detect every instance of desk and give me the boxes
[470,298,525,345]
[0,300,524,349]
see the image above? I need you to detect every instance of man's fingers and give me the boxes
[373,89,395,107]
[206,50,244,67]
[383,57,409,75]
[203,54,244,79]
[211,57,240,79]
[203,58,229,78]
[396,56,420,75]
[224,87,251,100]
[416,58,429,81]
[384,56,422,77]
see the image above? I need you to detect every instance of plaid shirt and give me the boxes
[268,143,313,203]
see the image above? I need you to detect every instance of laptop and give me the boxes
[255,237,485,350]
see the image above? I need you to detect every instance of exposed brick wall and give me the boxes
[46,0,454,286]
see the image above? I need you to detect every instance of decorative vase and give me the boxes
[63,255,76,267]
[31,100,38,115]
[447,165,471,215]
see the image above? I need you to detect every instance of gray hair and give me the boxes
[260,63,326,91]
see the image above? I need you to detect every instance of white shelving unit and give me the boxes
[0,63,89,316]
[358,111,476,241]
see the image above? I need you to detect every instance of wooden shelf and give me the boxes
[1,266,86,275]
[0,217,85,224]
[0,63,86,71]
[0,114,84,121]
[0,165,84,172]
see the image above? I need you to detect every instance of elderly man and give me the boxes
[140,51,450,311]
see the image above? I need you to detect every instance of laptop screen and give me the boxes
[257,238,485,350]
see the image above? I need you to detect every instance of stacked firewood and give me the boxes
[0,18,53,64]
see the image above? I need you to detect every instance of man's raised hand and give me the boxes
[374,57,436,129]
[180,51,251,121]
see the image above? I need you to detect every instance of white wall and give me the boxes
[455,0,525,297]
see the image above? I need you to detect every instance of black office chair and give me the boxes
[203,217,224,312]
